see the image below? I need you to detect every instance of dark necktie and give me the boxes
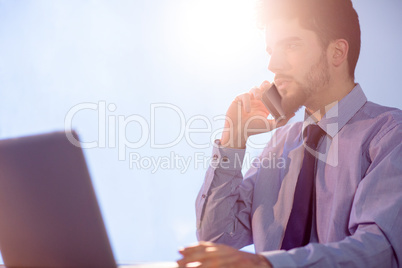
[281,124,325,250]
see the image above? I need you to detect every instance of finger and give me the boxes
[249,86,262,100]
[196,257,223,268]
[260,80,272,91]
[178,243,237,267]
[250,99,269,115]
[179,241,215,255]
[177,248,226,267]
[196,249,248,268]
[241,93,251,113]
[181,241,214,250]
[233,93,252,114]
[178,243,219,263]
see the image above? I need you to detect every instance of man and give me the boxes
[178,0,402,267]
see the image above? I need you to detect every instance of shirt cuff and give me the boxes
[259,250,297,268]
[209,139,246,170]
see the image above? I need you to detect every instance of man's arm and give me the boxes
[196,82,290,248]
[195,142,255,249]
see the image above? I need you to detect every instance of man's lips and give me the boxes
[274,75,292,85]
[274,78,292,92]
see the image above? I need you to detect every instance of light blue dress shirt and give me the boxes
[195,85,402,267]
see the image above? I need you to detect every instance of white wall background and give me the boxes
[0,0,401,264]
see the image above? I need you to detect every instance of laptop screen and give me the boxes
[0,131,117,268]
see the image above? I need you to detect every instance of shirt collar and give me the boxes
[302,84,367,138]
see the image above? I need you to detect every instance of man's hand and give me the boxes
[220,81,293,149]
[177,241,272,268]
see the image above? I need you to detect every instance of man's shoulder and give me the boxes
[360,101,402,119]
[273,102,402,142]
[357,101,402,129]
[351,101,402,144]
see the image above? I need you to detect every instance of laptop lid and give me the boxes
[0,131,116,268]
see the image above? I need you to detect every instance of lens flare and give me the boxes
[178,0,261,64]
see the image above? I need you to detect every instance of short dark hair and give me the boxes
[257,0,361,79]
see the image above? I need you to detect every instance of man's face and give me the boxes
[265,18,330,114]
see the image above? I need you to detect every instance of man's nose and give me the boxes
[268,50,289,73]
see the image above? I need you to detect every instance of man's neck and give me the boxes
[305,78,356,122]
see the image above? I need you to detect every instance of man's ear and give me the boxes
[330,39,349,67]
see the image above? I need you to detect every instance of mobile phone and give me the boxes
[261,84,287,122]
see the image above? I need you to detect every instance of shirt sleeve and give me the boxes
[261,123,402,268]
[195,139,258,249]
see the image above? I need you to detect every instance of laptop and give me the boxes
[0,131,178,268]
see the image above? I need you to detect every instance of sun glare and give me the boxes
[179,0,261,64]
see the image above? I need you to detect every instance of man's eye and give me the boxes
[285,43,298,50]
